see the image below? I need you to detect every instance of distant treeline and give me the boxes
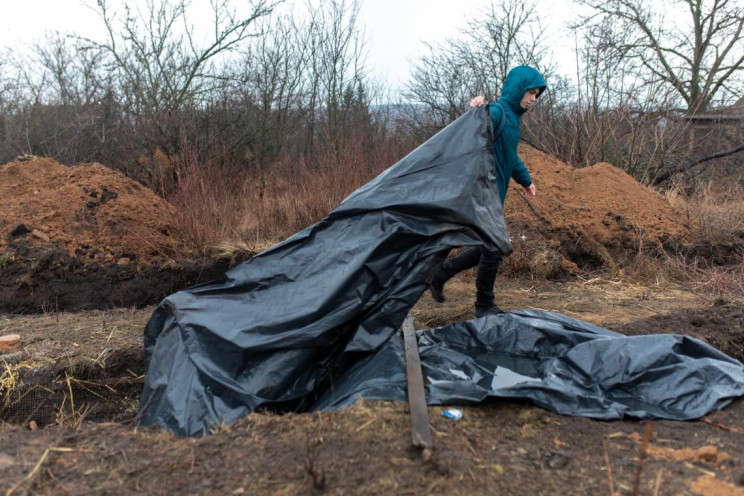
[0,0,742,195]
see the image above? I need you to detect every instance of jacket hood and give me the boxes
[499,65,547,115]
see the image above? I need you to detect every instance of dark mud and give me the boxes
[610,298,744,363]
[0,239,243,313]
[1,280,743,495]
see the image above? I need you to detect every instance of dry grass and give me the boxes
[600,182,744,296]
[163,138,743,304]
[620,246,744,300]
[665,181,744,244]
[166,131,411,256]
[0,361,19,406]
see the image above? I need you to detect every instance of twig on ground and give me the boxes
[354,418,376,432]
[699,417,743,433]
[5,447,75,496]
[602,440,615,495]
[652,468,664,496]
[632,423,654,496]
[516,189,551,224]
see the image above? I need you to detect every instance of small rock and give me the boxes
[697,446,719,463]
[545,451,570,469]
[117,257,131,266]
[0,334,21,353]
[0,454,16,470]
[31,229,50,242]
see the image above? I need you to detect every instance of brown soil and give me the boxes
[502,145,694,275]
[0,157,236,312]
[2,279,744,494]
[2,148,741,311]
[0,157,177,261]
[0,151,743,492]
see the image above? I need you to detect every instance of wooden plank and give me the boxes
[402,314,432,457]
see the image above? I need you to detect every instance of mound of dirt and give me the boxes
[0,158,233,312]
[0,157,177,261]
[502,145,693,275]
[0,148,711,311]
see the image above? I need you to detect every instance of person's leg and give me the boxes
[474,249,504,317]
[429,247,482,302]
[443,247,482,275]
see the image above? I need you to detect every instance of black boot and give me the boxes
[475,302,504,318]
[474,249,503,317]
[429,247,482,303]
[428,265,450,303]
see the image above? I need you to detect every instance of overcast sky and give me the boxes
[0,0,582,91]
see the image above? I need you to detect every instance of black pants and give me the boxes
[442,247,503,309]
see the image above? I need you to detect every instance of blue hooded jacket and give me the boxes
[487,66,547,203]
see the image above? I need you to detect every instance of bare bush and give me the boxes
[80,0,279,182]
[165,109,413,253]
[575,0,744,114]
[404,0,553,129]
[666,181,744,245]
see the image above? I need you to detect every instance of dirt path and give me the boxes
[1,278,743,494]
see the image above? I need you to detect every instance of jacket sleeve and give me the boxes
[512,156,532,187]
[487,102,504,139]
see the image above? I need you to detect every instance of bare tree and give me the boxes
[0,50,22,160]
[525,16,693,184]
[404,0,552,128]
[35,32,107,107]
[304,0,368,158]
[226,13,308,173]
[0,36,117,163]
[575,0,744,114]
[83,0,280,159]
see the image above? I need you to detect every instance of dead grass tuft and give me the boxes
[0,361,19,405]
[665,181,744,245]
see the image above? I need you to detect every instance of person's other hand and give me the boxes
[523,184,536,198]
[469,96,485,107]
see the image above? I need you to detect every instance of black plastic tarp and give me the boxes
[139,107,744,436]
[139,107,509,435]
[314,309,744,420]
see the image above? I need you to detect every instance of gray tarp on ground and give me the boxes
[139,107,744,436]
[314,309,744,420]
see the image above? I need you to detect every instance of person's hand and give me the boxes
[523,184,536,198]
[469,96,485,107]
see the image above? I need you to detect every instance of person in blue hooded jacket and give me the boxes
[429,65,547,317]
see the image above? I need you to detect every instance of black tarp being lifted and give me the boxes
[138,108,744,436]
[139,107,510,435]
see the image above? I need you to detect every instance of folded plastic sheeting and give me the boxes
[139,107,511,436]
[315,309,744,420]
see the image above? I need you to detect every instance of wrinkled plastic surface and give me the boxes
[139,107,509,436]
[139,108,744,436]
[315,309,744,420]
